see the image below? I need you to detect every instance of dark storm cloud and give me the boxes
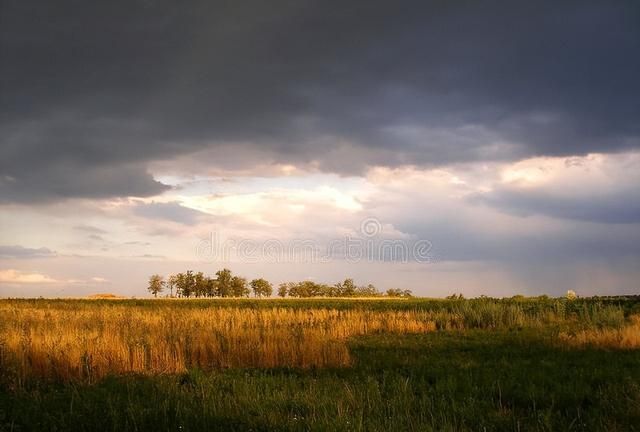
[473,187,640,224]
[394,216,640,265]
[0,116,169,202]
[1,0,639,201]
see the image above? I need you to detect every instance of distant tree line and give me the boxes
[277,279,412,298]
[147,271,412,298]
[148,269,269,298]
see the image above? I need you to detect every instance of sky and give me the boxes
[1,0,639,297]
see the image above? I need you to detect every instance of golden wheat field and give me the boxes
[1,298,639,384]
[0,301,439,381]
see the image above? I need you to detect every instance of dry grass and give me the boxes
[558,315,640,349]
[2,299,632,382]
[0,303,436,381]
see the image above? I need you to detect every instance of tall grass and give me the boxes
[0,305,439,381]
[0,298,631,382]
[558,315,640,349]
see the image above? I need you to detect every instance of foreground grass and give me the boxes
[1,297,639,431]
[1,329,639,431]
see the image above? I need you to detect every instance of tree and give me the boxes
[250,278,273,297]
[355,284,381,297]
[316,283,333,297]
[387,288,413,298]
[231,276,249,297]
[215,268,233,297]
[194,271,207,298]
[205,277,217,297]
[148,274,164,298]
[277,283,289,297]
[323,283,339,297]
[387,288,401,297]
[288,282,305,298]
[185,270,196,298]
[335,278,356,297]
[176,271,195,298]
[174,273,185,297]
[305,281,324,297]
[166,274,178,298]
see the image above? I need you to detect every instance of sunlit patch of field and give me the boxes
[87,293,126,299]
[558,315,640,349]
[0,303,437,381]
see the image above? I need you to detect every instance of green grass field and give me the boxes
[1,297,639,431]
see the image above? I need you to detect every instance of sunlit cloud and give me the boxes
[0,269,58,284]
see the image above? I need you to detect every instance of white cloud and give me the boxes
[476,152,640,223]
[0,269,58,284]
[90,277,109,283]
[0,269,111,287]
